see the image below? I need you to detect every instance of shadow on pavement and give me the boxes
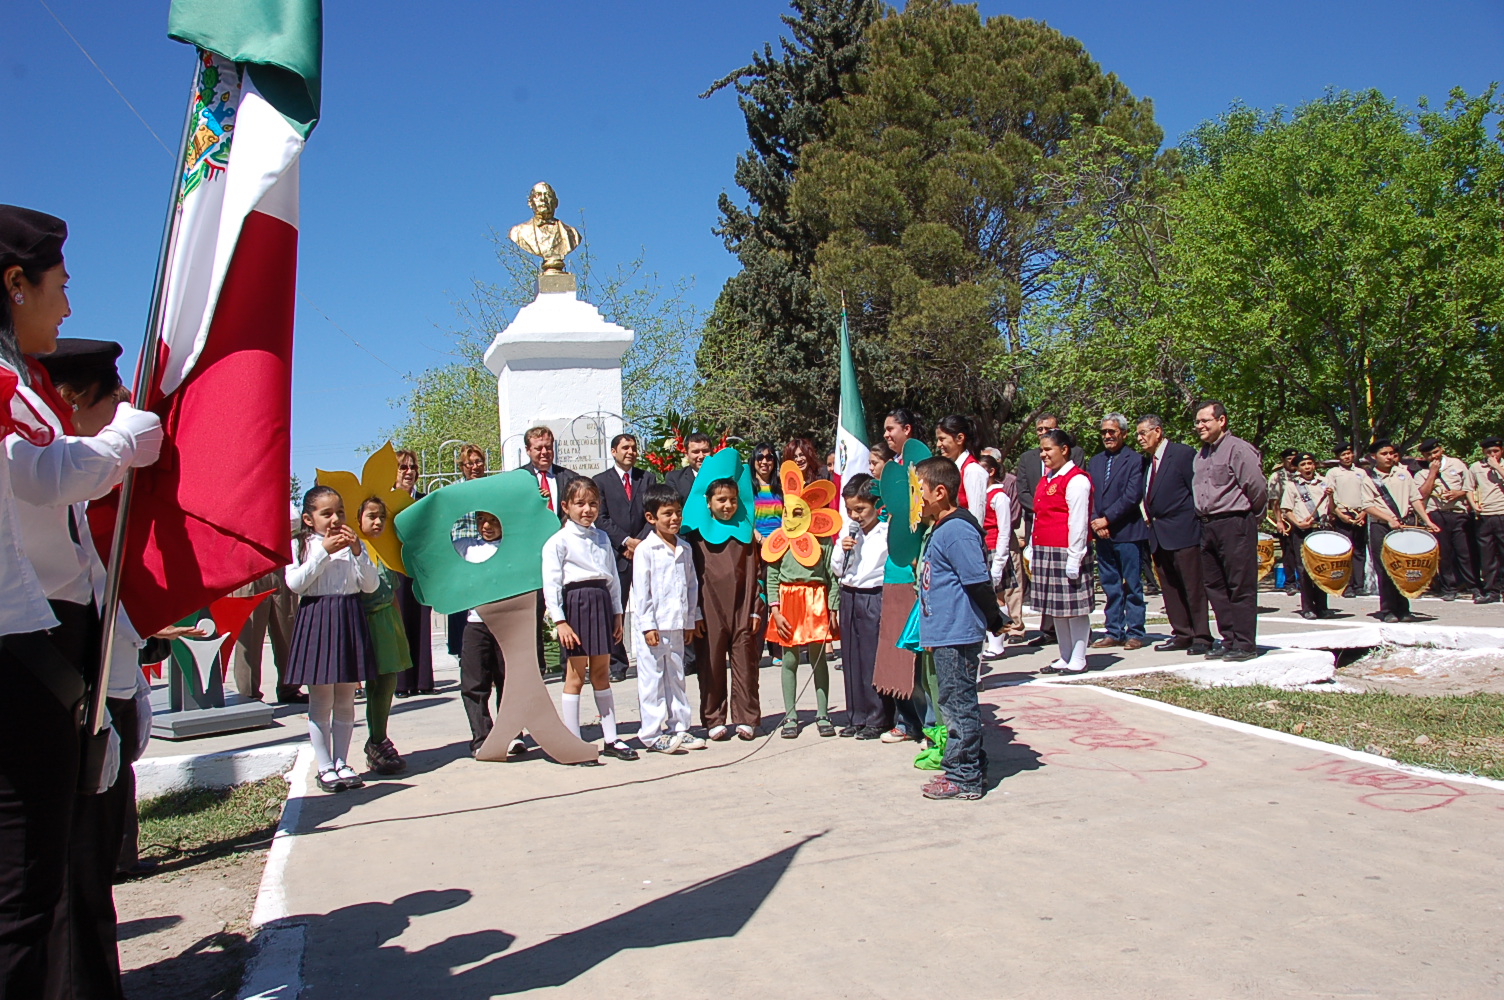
[294,836,819,995]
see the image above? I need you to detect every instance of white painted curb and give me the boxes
[250,745,311,929]
[134,745,301,801]
[1062,682,1504,792]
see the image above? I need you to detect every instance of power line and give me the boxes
[297,293,409,377]
[35,0,175,159]
[38,0,414,382]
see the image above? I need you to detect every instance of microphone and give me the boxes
[847,520,861,539]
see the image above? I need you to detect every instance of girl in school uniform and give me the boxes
[286,485,380,792]
[935,414,989,523]
[542,477,638,761]
[1030,429,1095,674]
[354,497,411,775]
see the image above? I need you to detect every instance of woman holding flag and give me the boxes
[0,206,164,996]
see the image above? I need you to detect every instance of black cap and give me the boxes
[35,338,124,394]
[1280,447,1299,460]
[1296,452,1316,464]
[0,205,67,274]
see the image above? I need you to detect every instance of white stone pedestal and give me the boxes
[483,289,633,475]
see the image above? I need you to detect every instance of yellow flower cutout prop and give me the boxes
[316,442,417,574]
[760,461,843,567]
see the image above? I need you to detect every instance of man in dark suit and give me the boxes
[1088,414,1149,649]
[518,425,578,520]
[1135,414,1212,653]
[666,432,713,499]
[594,433,659,680]
[1014,413,1085,646]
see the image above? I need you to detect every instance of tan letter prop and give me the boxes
[316,443,417,574]
[393,470,597,764]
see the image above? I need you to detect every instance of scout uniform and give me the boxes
[1424,454,1480,598]
[1468,456,1504,602]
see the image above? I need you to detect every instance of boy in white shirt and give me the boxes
[631,485,705,753]
[831,474,889,738]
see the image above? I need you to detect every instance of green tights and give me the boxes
[365,672,398,745]
[781,643,830,722]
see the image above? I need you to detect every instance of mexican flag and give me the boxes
[90,0,321,636]
[833,306,869,484]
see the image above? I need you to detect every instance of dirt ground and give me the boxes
[115,848,264,1000]
[1337,645,1504,696]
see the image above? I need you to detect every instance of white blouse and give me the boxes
[6,391,162,606]
[285,535,380,596]
[957,454,989,523]
[831,520,889,589]
[629,532,702,633]
[988,488,1014,586]
[541,519,623,622]
[0,448,55,636]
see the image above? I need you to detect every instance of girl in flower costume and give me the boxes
[762,461,844,738]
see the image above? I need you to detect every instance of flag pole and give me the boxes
[91,62,198,737]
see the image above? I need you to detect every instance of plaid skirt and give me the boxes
[562,580,615,658]
[1030,545,1095,618]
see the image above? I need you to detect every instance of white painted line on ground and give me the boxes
[1057,682,1504,792]
[1260,616,1370,628]
[250,745,312,929]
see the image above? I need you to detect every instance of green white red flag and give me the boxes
[834,305,869,484]
[90,0,321,635]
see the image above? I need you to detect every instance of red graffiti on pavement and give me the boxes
[995,691,1207,777]
[1294,760,1481,812]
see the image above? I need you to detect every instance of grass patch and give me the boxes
[138,776,287,869]
[1083,673,1504,780]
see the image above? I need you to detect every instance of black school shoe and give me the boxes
[816,718,837,737]
[603,740,640,761]
[1204,642,1227,659]
[1223,648,1259,662]
[856,725,884,740]
[838,725,861,738]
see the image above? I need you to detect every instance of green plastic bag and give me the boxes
[913,724,948,770]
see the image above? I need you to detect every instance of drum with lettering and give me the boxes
[1301,530,1353,597]
[1257,532,1276,580]
[1380,528,1439,599]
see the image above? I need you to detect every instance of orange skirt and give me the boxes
[768,580,835,645]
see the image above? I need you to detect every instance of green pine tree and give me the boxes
[694,0,883,445]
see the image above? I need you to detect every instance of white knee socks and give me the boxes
[986,631,1006,657]
[331,682,357,764]
[307,685,335,771]
[594,688,618,743]
[562,693,581,737]
[1056,615,1089,672]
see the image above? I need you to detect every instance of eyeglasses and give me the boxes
[1099,429,1119,436]
[398,464,417,472]
[1193,418,1216,425]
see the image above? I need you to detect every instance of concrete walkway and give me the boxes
[254,591,1503,999]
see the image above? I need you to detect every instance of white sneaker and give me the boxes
[676,732,707,750]
[506,738,526,757]
[647,735,684,754]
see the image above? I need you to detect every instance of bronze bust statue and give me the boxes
[508,182,581,276]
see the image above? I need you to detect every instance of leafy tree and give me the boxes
[1169,88,1504,451]
[790,0,1162,446]
[384,234,701,474]
[694,0,882,444]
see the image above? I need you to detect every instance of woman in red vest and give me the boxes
[1030,428,1095,673]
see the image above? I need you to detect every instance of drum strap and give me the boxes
[1367,470,1414,526]
[1294,478,1327,527]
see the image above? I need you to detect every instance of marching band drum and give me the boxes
[1301,529,1353,597]
[1380,528,1440,599]
[1257,532,1277,580]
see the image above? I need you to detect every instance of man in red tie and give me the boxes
[595,434,659,680]
[519,426,578,521]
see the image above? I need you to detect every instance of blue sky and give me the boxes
[5,0,1500,483]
